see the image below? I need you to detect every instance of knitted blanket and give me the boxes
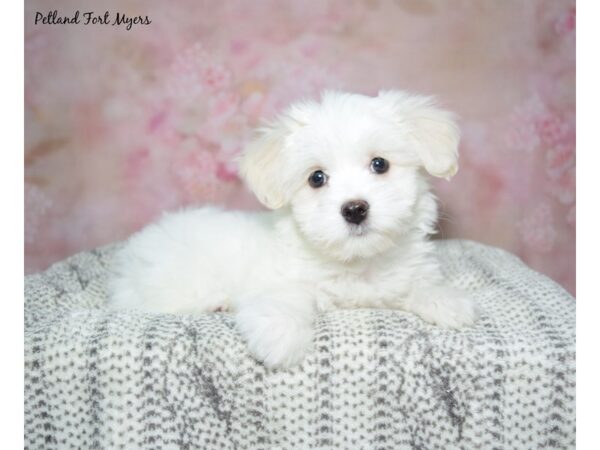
[24,239,575,449]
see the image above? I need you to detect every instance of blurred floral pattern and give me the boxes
[25,0,575,294]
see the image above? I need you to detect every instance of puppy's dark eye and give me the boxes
[370,157,389,174]
[308,170,327,188]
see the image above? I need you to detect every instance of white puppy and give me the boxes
[108,90,476,368]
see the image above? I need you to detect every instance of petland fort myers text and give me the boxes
[34,10,151,31]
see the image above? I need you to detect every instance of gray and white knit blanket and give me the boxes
[25,239,575,449]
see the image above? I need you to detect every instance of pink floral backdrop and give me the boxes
[25,0,576,294]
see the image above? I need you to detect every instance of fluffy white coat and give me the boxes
[108,90,476,368]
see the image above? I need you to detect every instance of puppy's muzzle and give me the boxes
[341,200,369,225]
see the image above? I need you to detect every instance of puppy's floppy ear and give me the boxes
[378,90,460,179]
[238,115,299,209]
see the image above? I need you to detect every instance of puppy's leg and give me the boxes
[404,283,477,329]
[234,288,315,369]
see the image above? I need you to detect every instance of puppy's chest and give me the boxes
[313,265,412,311]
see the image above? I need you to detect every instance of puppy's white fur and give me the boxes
[108,90,476,368]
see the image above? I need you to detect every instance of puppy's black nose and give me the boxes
[341,200,369,225]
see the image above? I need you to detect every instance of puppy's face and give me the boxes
[240,91,460,261]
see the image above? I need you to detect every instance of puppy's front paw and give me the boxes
[409,286,477,329]
[235,296,315,369]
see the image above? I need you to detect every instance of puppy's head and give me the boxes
[239,90,460,261]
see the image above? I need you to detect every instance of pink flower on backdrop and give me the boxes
[216,160,240,182]
[201,63,233,92]
[505,95,546,153]
[536,113,572,147]
[170,147,221,202]
[146,109,169,134]
[166,43,233,102]
[548,167,575,205]
[554,5,575,36]
[230,38,249,56]
[545,143,575,180]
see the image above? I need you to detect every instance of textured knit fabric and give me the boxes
[24,239,576,449]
